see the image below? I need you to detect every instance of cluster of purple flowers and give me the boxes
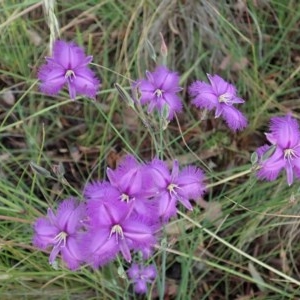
[35,39,300,296]
[136,67,248,131]
[33,155,206,293]
[38,40,248,132]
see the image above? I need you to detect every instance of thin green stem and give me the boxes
[159,238,167,300]
[206,168,253,189]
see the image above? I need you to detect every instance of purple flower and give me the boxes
[33,198,86,270]
[38,40,100,99]
[83,201,156,268]
[106,155,159,222]
[149,158,206,220]
[189,74,247,131]
[128,263,156,294]
[137,66,183,120]
[256,114,300,186]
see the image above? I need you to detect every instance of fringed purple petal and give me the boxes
[109,155,143,195]
[189,81,218,110]
[162,93,183,119]
[131,197,159,224]
[256,147,285,181]
[84,180,119,201]
[269,114,300,148]
[134,280,148,294]
[122,218,156,249]
[142,265,157,279]
[207,74,232,95]
[71,67,99,99]
[177,165,206,199]
[61,236,83,270]
[33,217,59,249]
[128,263,139,279]
[38,64,66,95]
[83,228,118,268]
[55,199,85,234]
[52,40,86,69]
[139,81,155,104]
[156,191,177,221]
[220,105,248,131]
[152,66,180,92]
[148,158,170,190]
[139,80,155,93]
[88,199,128,226]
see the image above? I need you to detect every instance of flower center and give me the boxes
[120,193,130,202]
[154,89,164,97]
[53,231,68,248]
[167,183,178,195]
[284,148,297,161]
[218,92,232,104]
[65,70,76,81]
[109,224,124,243]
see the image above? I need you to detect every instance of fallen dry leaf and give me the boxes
[27,29,42,46]
[1,90,15,106]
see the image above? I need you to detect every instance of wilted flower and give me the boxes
[149,158,206,220]
[256,114,300,186]
[137,66,183,120]
[189,74,247,131]
[128,263,157,294]
[38,40,100,99]
[33,198,85,270]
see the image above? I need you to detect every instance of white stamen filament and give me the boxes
[284,148,297,161]
[167,183,178,195]
[53,231,68,248]
[65,70,76,80]
[120,193,130,202]
[109,224,124,243]
[218,93,232,104]
[154,89,164,97]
